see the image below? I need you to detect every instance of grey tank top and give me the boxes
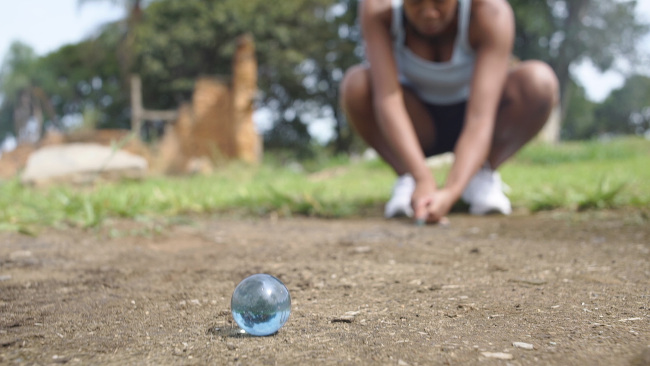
[392,0,475,105]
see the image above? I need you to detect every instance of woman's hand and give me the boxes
[413,186,456,225]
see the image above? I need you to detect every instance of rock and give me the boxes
[331,311,359,323]
[9,250,32,261]
[513,342,534,350]
[21,143,147,186]
[481,352,513,360]
[331,316,355,323]
[509,278,547,286]
[353,246,372,254]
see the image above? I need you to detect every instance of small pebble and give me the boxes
[509,278,547,285]
[353,246,372,254]
[9,251,32,260]
[481,352,513,360]
[331,316,355,323]
[513,342,534,350]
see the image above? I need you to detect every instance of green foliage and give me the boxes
[503,137,650,212]
[562,74,650,140]
[0,42,40,102]
[0,28,131,138]
[510,0,649,139]
[594,74,650,136]
[562,82,598,140]
[511,0,647,73]
[40,30,131,130]
[0,42,45,139]
[134,0,362,153]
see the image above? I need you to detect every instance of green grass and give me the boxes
[502,137,650,212]
[1,136,648,232]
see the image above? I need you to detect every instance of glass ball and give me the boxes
[231,274,291,336]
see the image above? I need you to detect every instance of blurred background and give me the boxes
[1,0,649,163]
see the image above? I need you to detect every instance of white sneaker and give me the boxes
[461,165,512,216]
[384,174,415,218]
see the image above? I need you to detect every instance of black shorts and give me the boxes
[422,101,467,157]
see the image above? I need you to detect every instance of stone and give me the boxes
[21,143,148,186]
[481,352,514,360]
[513,342,535,350]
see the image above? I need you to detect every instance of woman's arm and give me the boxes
[361,0,436,189]
[444,0,515,198]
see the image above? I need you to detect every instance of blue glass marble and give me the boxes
[231,274,291,336]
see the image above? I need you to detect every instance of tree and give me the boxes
[78,0,151,82]
[0,42,57,143]
[0,26,132,143]
[561,81,598,140]
[509,0,649,140]
[594,74,650,136]
[40,29,131,130]
[134,0,362,155]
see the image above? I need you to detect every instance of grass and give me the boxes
[0,136,648,232]
[502,137,650,212]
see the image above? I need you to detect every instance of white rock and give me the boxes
[9,250,32,260]
[513,342,534,350]
[481,352,513,360]
[21,143,147,186]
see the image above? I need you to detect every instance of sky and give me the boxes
[0,0,649,143]
[0,0,124,61]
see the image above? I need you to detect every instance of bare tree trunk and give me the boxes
[14,90,32,144]
[547,0,590,142]
[32,99,43,142]
[131,75,143,133]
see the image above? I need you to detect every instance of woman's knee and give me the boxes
[340,65,372,109]
[514,61,559,109]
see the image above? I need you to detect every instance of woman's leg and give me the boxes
[339,65,437,175]
[489,60,560,168]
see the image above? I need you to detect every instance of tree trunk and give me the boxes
[13,90,32,144]
[32,99,43,142]
[548,0,591,142]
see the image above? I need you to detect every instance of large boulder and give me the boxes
[21,143,148,186]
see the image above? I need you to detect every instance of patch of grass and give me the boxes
[1,136,648,232]
[504,136,650,212]
[513,137,648,165]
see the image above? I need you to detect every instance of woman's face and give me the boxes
[403,0,459,37]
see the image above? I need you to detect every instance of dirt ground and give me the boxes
[1,210,649,366]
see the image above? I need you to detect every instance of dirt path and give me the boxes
[1,211,649,365]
